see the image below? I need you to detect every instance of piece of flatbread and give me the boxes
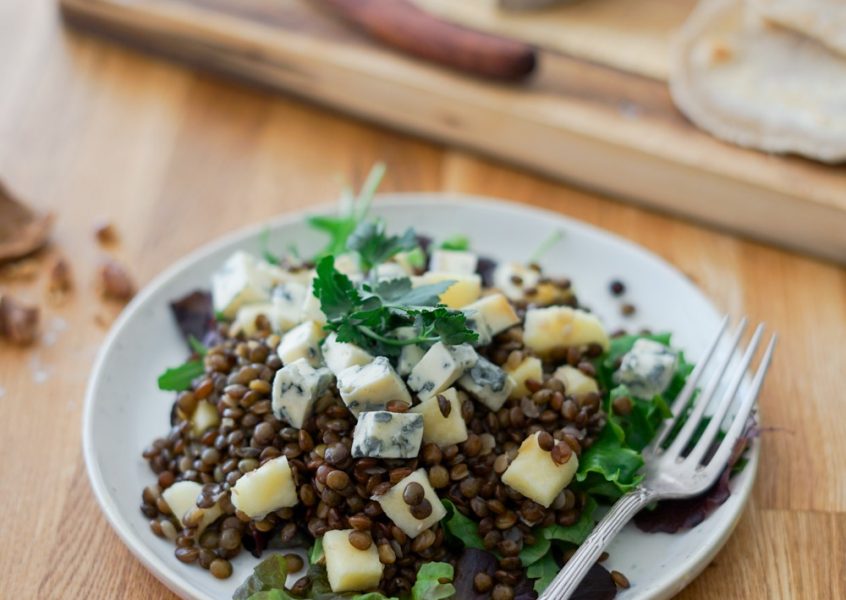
[670,0,846,163]
[749,0,846,57]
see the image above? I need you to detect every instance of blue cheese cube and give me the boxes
[373,469,447,538]
[337,357,412,416]
[322,332,373,376]
[277,320,326,367]
[464,293,520,337]
[351,411,424,459]
[271,358,334,428]
[211,251,273,318]
[458,356,515,411]
[408,342,478,401]
[300,273,327,326]
[395,326,425,376]
[410,387,468,447]
[271,282,307,331]
[615,339,678,399]
[429,249,478,275]
[461,308,493,347]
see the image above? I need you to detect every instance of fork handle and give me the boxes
[540,486,657,599]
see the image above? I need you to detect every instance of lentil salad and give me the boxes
[138,167,737,600]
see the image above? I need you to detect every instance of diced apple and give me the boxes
[230,456,298,519]
[523,306,610,355]
[553,365,599,397]
[504,356,543,399]
[191,399,219,436]
[410,387,468,448]
[502,432,579,508]
[161,480,222,534]
[323,529,384,593]
[374,469,447,539]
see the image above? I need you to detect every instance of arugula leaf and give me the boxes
[411,562,455,600]
[347,220,417,275]
[526,553,558,594]
[233,554,289,600]
[188,335,207,357]
[442,499,486,551]
[309,538,324,565]
[308,163,385,259]
[157,360,205,391]
[439,234,470,251]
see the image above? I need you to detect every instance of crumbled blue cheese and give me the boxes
[395,326,425,376]
[271,358,334,428]
[493,261,541,301]
[458,356,515,411]
[461,308,493,347]
[428,249,478,276]
[351,411,424,459]
[322,332,373,376]
[211,251,273,318]
[337,357,412,416]
[277,321,326,367]
[615,339,678,399]
[407,342,478,401]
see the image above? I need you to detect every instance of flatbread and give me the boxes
[670,0,846,163]
[749,0,846,57]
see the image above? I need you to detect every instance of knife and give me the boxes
[320,0,537,81]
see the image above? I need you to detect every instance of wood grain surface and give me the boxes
[1,1,845,599]
[57,0,846,264]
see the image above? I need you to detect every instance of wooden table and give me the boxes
[1,1,844,598]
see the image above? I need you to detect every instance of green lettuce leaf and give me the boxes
[410,562,455,600]
[519,498,597,566]
[442,499,485,551]
[233,554,289,600]
[526,554,559,594]
[575,425,645,500]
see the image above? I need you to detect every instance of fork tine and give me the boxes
[663,317,748,458]
[696,333,777,486]
[648,315,729,451]
[684,323,765,466]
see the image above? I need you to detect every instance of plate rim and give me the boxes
[82,192,759,600]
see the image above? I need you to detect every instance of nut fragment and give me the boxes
[0,181,53,263]
[99,258,135,301]
[94,220,119,245]
[48,257,73,299]
[0,294,39,345]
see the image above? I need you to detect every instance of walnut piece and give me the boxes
[0,294,39,345]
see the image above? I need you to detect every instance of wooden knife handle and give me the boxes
[320,0,537,81]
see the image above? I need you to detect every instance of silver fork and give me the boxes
[540,316,777,599]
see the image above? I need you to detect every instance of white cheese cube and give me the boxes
[407,342,477,401]
[410,387,468,448]
[351,411,424,459]
[464,293,520,337]
[458,356,515,411]
[337,357,412,416]
[271,282,307,330]
[414,272,481,308]
[523,306,610,355]
[191,399,220,436]
[429,249,478,276]
[322,333,373,376]
[211,251,272,318]
[502,432,579,507]
[277,320,326,367]
[161,481,222,534]
[373,469,447,539]
[505,356,543,399]
[493,261,541,301]
[272,358,333,428]
[461,308,493,347]
[230,456,299,519]
[323,529,383,593]
[395,326,425,376]
[615,339,678,399]
[554,365,599,397]
[375,262,408,281]
[301,273,327,326]
[231,303,275,337]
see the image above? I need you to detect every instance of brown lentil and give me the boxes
[410,499,433,520]
[611,570,631,589]
[209,558,232,579]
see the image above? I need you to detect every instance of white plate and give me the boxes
[84,194,757,600]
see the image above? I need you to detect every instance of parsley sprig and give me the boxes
[312,256,477,357]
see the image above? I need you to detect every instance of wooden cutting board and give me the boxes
[59,0,846,263]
